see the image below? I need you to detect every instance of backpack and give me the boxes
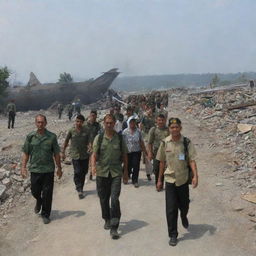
[183,137,193,185]
[97,131,123,161]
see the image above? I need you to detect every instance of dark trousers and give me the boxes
[72,159,89,192]
[127,151,141,183]
[30,172,54,218]
[96,174,121,228]
[165,182,190,238]
[8,112,15,128]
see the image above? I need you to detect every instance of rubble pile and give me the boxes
[178,87,256,193]
[0,157,30,219]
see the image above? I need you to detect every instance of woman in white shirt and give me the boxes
[122,116,148,187]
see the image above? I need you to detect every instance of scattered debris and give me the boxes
[242,194,256,204]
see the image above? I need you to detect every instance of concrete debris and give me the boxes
[0,185,6,199]
[242,194,256,204]
[237,124,253,134]
[178,86,256,197]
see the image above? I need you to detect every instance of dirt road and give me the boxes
[0,105,255,256]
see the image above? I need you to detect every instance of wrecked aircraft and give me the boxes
[7,69,120,111]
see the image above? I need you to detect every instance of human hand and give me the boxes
[21,167,28,179]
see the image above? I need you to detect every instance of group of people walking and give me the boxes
[20,96,199,246]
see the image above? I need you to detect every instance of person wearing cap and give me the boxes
[122,116,148,187]
[156,118,198,246]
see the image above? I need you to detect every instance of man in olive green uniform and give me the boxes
[66,103,73,121]
[6,100,16,129]
[62,114,92,199]
[148,114,169,188]
[86,110,101,180]
[21,114,62,224]
[57,103,64,119]
[156,118,198,246]
[91,114,128,240]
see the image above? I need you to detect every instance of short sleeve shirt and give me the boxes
[85,121,101,140]
[7,103,16,114]
[122,128,143,153]
[141,115,155,134]
[65,126,91,160]
[22,129,60,173]
[156,135,197,186]
[93,132,128,178]
[148,126,169,155]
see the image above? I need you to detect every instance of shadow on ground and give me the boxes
[84,189,97,196]
[136,179,155,187]
[51,210,86,220]
[119,219,149,236]
[179,224,217,241]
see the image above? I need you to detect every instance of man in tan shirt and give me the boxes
[156,118,198,246]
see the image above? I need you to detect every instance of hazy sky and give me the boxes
[0,0,255,83]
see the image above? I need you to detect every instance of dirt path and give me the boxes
[0,105,255,256]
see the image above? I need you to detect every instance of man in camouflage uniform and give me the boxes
[148,114,169,189]
[62,114,92,199]
[21,114,62,224]
[6,99,16,129]
[91,114,128,240]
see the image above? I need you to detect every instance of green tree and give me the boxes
[58,72,73,84]
[0,66,10,111]
[211,74,220,87]
[0,66,10,96]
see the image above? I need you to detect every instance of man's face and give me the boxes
[169,123,182,137]
[75,118,84,128]
[90,113,97,123]
[35,116,47,131]
[126,110,133,117]
[129,120,136,129]
[147,108,153,116]
[157,117,166,128]
[104,117,115,131]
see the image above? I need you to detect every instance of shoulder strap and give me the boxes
[183,137,191,162]
[97,132,104,156]
[118,133,123,153]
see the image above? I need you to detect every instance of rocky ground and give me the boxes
[0,87,255,255]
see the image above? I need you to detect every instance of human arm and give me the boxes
[147,127,155,160]
[189,160,198,188]
[62,132,71,160]
[188,141,198,188]
[156,160,165,191]
[122,153,128,184]
[21,153,29,178]
[140,139,148,157]
[54,153,62,179]
[91,152,97,176]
